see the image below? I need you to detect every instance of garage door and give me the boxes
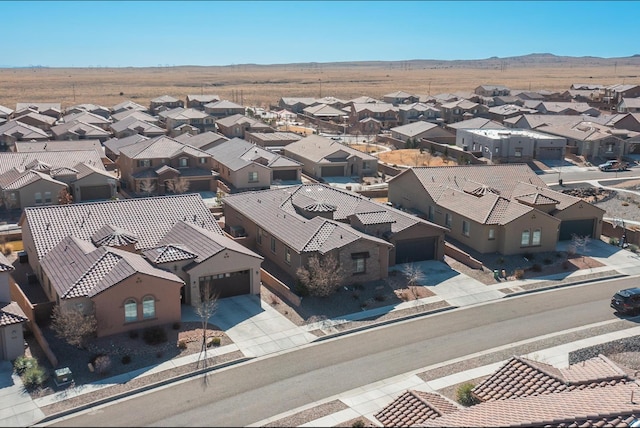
[209,270,251,298]
[189,179,212,191]
[321,166,345,177]
[395,237,436,264]
[559,219,595,241]
[536,147,563,160]
[80,185,111,201]
[273,169,298,181]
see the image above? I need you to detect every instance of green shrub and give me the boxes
[456,382,479,406]
[351,419,366,428]
[177,339,187,349]
[143,326,168,345]
[514,269,525,279]
[121,355,132,365]
[13,356,37,375]
[22,365,47,390]
[629,244,639,254]
[294,282,310,297]
[609,237,620,246]
[208,336,221,347]
[94,355,112,375]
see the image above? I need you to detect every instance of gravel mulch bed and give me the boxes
[261,399,348,427]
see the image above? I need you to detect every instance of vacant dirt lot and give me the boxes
[377,149,452,167]
[1,59,638,109]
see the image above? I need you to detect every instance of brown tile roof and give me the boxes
[375,390,460,427]
[0,301,28,327]
[0,252,14,272]
[40,235,183,299]
[21,193,222,259]
[0,150,105,174]
[422,382,640,428]
[119,135,212,160]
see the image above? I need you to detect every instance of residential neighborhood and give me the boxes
[1,78,640,428]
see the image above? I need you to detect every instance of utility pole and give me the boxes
[72,82,76,102]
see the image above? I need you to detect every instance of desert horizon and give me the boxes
[1,54,638,109]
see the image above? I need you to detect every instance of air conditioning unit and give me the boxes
[228,225,246,238]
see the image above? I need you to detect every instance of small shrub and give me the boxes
[177,339,187,349]
[351,419,366,428]
[121,355,132,365]
[128,329,139,339]
[562,260,571,270]
[269,294,280,305]
[22,365,47,390]
[209,336,221,347]
[609,237,619,246]
[352,292,360,300]
[294,282,310,297]
[13,356,37,375]
[543,258,553,265]
[94,355,112,375]
[2,246,11,256]
[172,322,181,330]
[622,202,630,206]
[514,269,525,279]
[496,257,505,265]
[629,244,639,254]
[143,326,168,345]
[156,351,163,358]
[531,263,542,272]
[456,382,479,406]
[354,283,365,290]
[374,294,386,302]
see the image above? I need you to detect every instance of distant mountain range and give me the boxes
[3,53,640,69]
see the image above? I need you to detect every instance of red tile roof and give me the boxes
[375,390,460,427]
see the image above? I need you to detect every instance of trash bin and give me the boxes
[54,367,73,386]
[493,270,500,280]
[18,251,28,264]
[558,178,563,186]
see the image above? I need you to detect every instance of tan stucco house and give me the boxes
[0,253,27,360]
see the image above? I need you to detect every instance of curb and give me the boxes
[504,273,629,298]
[36,356,254,425]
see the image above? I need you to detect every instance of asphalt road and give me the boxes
[539,166,640,185]
[46,277,639,427]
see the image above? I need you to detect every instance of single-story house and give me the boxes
[223,183,447,287]
[215,114,273,139]
[455,128,567,162]
[387,164,604,255]
[51,120,112,142]
[283,134,378,179]
[0,120,49,151]
[206,138,302,190]
[174,131,229,151]
[244,131,303,151]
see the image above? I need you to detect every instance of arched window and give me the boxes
[142,295,155,319]
[124,298,137,323]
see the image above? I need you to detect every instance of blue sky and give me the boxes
[3,1,639,67]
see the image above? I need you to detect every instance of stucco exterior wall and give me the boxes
[0,324,24,360]
[553,201,604,238]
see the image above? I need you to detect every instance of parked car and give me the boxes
[599,160,628,171]
[611,287,640,315]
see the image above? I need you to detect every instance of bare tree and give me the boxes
[51,304,97,349]
[571,234,591,264]
[57,187,73,205]
[166,177,190,194]
[401,263,426,308]
[296,253,345,297]
[138,178,156,197]
[195,278,219,369]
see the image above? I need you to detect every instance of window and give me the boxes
[532,229,541,246]
[354,256,366,274]
[270,237,276,253]
[488,228,495,240]
[137,159,151,168]
[199,157,207,164]
[462,220,470,237]
[494,147,499,154]
[428,205,435,221]
[445,213,452,228]
[257,227,263,245]
[248,171,258,183]
[124,299,137,323]
[34,192,42,204]
[44,191,52,204]
[179,157,188,168]
[284,247,291,264]
[521,229,531,246]
[515,148,522,157]
[142,296,155,319]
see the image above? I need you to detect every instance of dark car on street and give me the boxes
[611,287,640,315]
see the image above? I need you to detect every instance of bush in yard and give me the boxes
[143,326,167,345]
[296,254,345,297]
[531,263,542,272]
[94,355,112,375]
[121,355,132,365]
[609,237,619,246]
[514,269,525,279]
[177,339,187,349]
[351,419,366,428]
[629,244,639,253]
[22,365,47,390]
[13,355,37,375]
[50,304,97,349]
[456,382,479,406]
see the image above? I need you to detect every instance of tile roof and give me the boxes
[40,236,183,299]
[223,184,443,254]
[214,113,261,128]
[119,135,211,160]
[391,121,438,136]
[16,102,61,111]
[0,120,49,139]
[90,224,138,247]
[0,150,105,174]
[111,109,158,123]
[284,134,377,163]
[2,169,65,190]
[111,100,147,113]
[21,193,222,259]
[51,120,111,138]
[0,252,14,272]
[62,111,112,125]
[18,111,57,125]
[151,95,181,103]
[142,244,198,264]
[206,138,301,171]
[0,301,28,327]
[376,390,461,427]
[351,102,398,113]
[103,134,150,156]
[174,131,228,149]
[14,139,103,154]
[303,104,346,117]
[423,382,640,427]
[159,107,209,121]
[109,116,166,134]
[152,220,262,264]
[204,100,244,110]
[186,94,220,103]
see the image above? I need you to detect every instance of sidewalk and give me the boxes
[12,240,640,427]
